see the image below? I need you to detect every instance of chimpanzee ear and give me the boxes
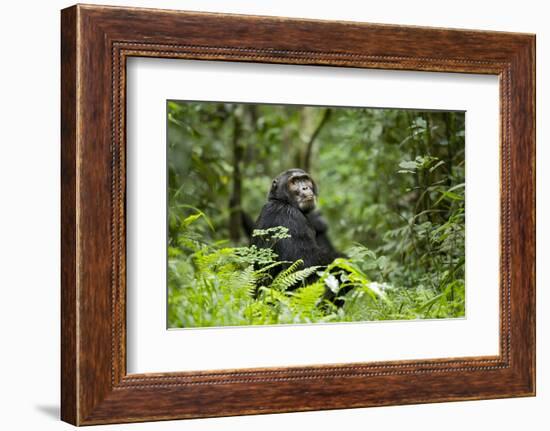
[268,179,279,198]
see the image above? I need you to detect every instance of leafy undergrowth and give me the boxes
[168,216,465,328]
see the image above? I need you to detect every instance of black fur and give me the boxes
[251,169,341,277]
[306,211,344,259]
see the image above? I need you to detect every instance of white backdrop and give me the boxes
[0,0,547,430]
[126,59,500,373]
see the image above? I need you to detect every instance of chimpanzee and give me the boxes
[251,169,343,278]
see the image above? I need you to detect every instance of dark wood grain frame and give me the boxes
[61,4,535,426]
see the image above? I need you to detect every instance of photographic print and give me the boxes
[167,101,466,328]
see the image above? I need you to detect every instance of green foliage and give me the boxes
[167,102,465,327]
[168,213,464,327]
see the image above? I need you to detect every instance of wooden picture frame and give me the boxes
[61,4,535,425]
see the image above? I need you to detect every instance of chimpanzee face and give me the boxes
[287,174,316,213]
[269,169,319,213]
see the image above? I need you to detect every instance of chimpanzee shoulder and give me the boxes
[254,201,315,238]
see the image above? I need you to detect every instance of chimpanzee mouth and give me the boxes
[300,198,316,211]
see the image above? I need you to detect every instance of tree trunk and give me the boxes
[229,113,243,243]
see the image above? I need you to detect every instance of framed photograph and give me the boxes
[61,4,535,425]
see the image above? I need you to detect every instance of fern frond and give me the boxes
[275,259,304,280]
[255,260,289,274]
[233,265,258,297]
[290,282,325,311]
[271,263,321,292]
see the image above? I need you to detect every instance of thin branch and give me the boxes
[304,108,332,172]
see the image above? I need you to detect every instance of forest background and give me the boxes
[167,101,466,328]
